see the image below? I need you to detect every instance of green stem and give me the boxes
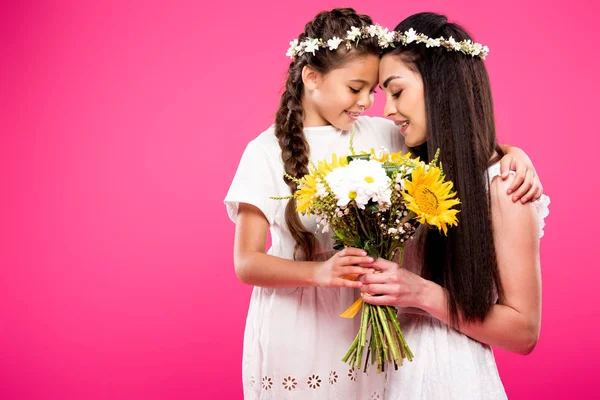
[353,204,370,239]
[372,306,389,364]
[356,303,370,368]
[385,306,414,361]
[377,305,400,362]
[342,333,360,363]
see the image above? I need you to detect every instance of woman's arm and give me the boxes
[360,175,542,355]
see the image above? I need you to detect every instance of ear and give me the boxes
[302,65,321,91]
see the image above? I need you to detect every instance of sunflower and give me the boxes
[363,148,415,165]
[295,153,348,215]
[402,165,460,234]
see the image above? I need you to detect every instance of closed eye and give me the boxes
[392,90,402,99]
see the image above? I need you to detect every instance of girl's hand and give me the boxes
[499,148,543,203]
[314,248,375,289]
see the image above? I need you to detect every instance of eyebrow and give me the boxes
[381,75,402,89]
[349,79,370,84]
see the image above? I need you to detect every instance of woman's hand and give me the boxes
[358,258,426,308]
[314,248,375,289]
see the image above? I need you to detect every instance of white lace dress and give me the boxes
[225,117,406,400]
[384,163,551,400]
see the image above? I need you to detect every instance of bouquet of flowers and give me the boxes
[274,139,461,373]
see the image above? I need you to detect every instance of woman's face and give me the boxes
[379,54,427,147]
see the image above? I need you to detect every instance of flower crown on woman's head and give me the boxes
[286,25,489,60]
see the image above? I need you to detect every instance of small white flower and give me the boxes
[388,228,398,234]
[480,45,490,60]
[346,26,361,41]
[327,36,343,51]
[426,38,441,48]
[286,39,299,58]
[367,25,379,37]
[303,38,320,55]
[325,159,392,209]
[405,28,418,44]
[447,36,462,51]
[316,183,328,198]
[385,31,395,43]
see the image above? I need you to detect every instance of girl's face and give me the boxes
[303,54,379,131]
[379,54,427,147]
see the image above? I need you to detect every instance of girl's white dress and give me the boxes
[225,117,406,400]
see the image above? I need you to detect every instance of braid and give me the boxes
[273,8,378,261]
[275,61,315,261]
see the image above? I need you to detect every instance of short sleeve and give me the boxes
[224,140,279,225]
[488,164,550,238]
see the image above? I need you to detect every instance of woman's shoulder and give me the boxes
[487,163,550,238]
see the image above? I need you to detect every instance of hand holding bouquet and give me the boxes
[274,141,461,372]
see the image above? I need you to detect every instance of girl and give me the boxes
[225,8,542,399]
[360,12,550,399]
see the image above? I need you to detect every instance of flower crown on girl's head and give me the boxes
[286,25,489,60]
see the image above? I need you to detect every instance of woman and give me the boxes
[360,12,550,399]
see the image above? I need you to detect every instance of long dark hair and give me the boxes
[275,8,378,260]
[383,12,504,325]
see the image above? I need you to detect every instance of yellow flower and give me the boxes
[363,148,414,164]
[402,165,460,235]
[295,153,348,215]
[296,173,318,214]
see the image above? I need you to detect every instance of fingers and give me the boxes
[360,272,394,284]
[533,185,543,201]
[360,283,398,296]
[499,155,513,179]
[361,294,397,306]
[340,256,374,266]
[520,181,540,204]
[511,169,534,202]
[507,167,526,195]
[343,266,375,276]
[338,247,368,257]
[335,278,363,289]
[358,257,397,271]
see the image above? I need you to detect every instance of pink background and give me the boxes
[1,0,597,399]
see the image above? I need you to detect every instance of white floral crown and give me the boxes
[286,25,489,60]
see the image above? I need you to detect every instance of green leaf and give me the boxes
[333,239,345,251]
[366,203,380,215]
[364,241,380,259]
[347,154,371,163]
[334,229,347,239]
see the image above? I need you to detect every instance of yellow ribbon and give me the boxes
[340,297,364,318]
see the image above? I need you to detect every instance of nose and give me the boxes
[384,96,396,118]
[357,91,373,110]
